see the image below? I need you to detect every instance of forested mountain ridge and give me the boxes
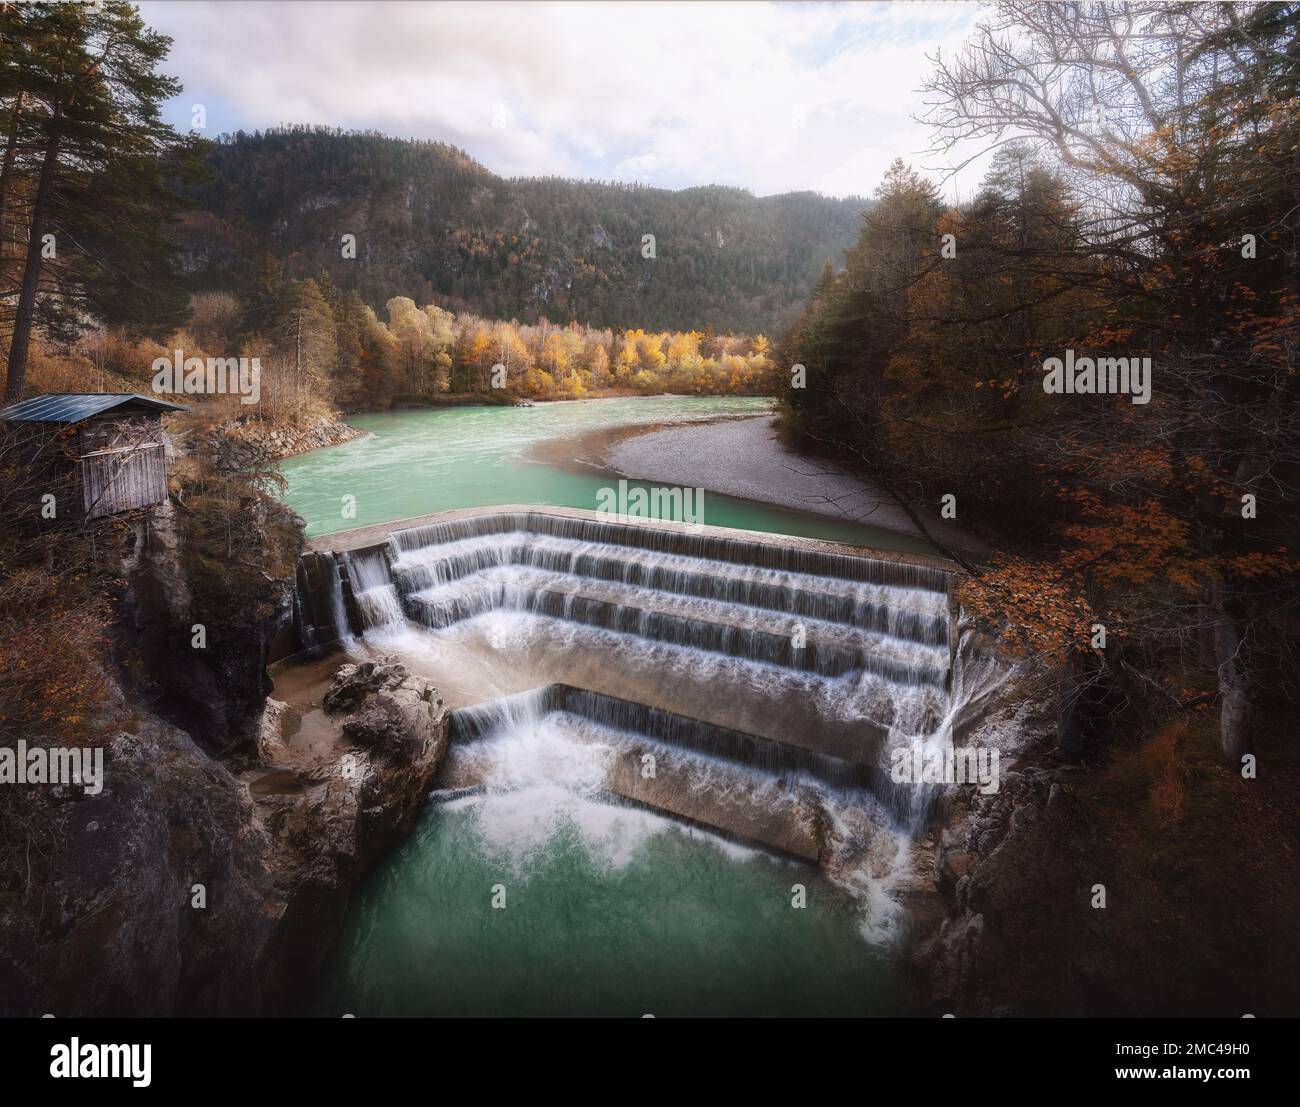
[177,126,866,334]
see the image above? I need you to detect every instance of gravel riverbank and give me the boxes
[605,415,987,556]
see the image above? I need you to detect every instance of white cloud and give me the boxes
[142,0,990,198]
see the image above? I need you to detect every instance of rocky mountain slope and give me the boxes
[179,126,866,334]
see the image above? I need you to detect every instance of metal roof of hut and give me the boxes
[0,392,188,423]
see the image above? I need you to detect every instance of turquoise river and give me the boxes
[280,395,931,552]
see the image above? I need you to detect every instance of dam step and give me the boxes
[436,746,821,863]
[448,684,914,820]
[407,568,948,688]
[601,773,821,863]
[391,530,949,644]
[288,508,960,806]
[387,510,953,593]
[407,564,943,658]
[443,684,858,861]
[292,509,958,669]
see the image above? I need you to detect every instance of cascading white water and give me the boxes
[326,552,352,643]
[387,521,950,682]
[310,512,986,941]
[391,528,950,643]
[445,682,927,939]
[344,549,405,631]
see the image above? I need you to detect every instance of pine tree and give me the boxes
[277,279,336,413]
[3,1,192,401]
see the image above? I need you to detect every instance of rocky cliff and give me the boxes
[899,663,1099,1016]
[0,657,447,1017]
[116,498,297,753]
[904,733,1096,1016]
[0,410,446,1015]
[899,664,1294,1017]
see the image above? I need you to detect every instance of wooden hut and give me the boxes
[0,393,188,520]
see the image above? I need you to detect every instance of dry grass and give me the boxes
[1139,723,1191,821]
[0,570,111,743]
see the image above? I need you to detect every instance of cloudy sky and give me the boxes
[139,0,989,199]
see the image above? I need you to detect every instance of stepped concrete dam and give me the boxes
[274,505,999,870]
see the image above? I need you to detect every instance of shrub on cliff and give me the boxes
[0,426,117,745]
[172,416,302,623]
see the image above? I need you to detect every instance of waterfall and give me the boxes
[343,549,405,630]
[392,529,948,646]
[305,510,976,836]
[295,509,1001,943]
[446,681,964,836]
[447,679,945,938]
[408,572,944,685]
[388,511,951,592]
[311,511,965,732]
[293,587,317,650]
[453,684,897,804]
[450,685,552,743]
[327,552,352,643]
[381,513,952,689]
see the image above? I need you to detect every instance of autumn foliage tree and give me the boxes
[786,2,1300,763]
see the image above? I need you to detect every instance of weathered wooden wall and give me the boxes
[79,443,168,519]
[74,414,169,519]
